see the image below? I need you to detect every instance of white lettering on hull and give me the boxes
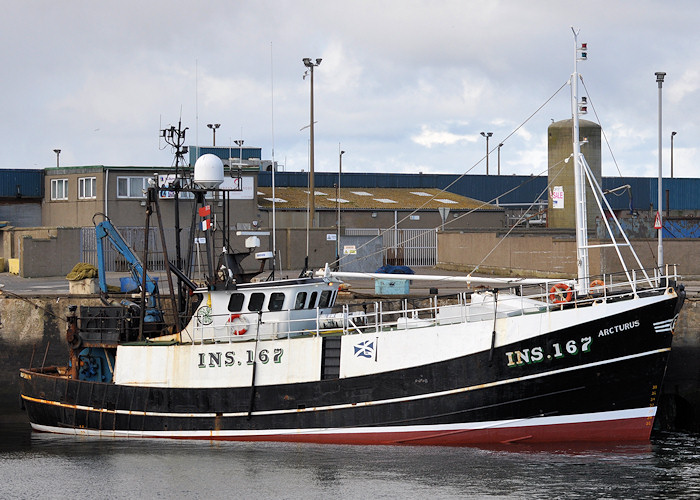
[598,320,640,337]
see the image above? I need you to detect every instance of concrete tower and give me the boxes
[547,118,602,230]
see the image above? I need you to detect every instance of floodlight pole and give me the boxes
[671,131,677,179]
[656,71,665,270]
[207,123,220,146]
[480,132,493,175]
[303,57,322,227]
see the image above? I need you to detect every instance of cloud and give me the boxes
[669,68,700,104]
[2,0,700,178]
[411,125,476,148]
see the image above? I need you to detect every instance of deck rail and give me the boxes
[181,266,680,344]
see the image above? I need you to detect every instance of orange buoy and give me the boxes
[226,314,248,335]
[549,283,573,304]
[589,279,605,294]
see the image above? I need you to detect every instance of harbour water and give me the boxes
[2,412,699,499]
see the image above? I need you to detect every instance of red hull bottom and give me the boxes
[31,409,656,446]
[215,417,654,446]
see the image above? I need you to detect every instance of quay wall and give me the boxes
[661,297,700,431]
[0,291,699,432]
[438,230,700,278]
[0,295,103,409]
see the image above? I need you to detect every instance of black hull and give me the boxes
[20,296,679,445]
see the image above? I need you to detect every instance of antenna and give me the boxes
[571,27,590,292]
[270,41,278,279]
[195,59,199,164]
[159,115,163,150]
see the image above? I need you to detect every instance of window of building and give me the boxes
[79,177,97,199]
[50,179,68,200]
[117,176,148,198]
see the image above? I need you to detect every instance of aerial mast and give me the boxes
[571,27,590,293]
[160,119,189,324]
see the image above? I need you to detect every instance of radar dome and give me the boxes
[194,154,224,189]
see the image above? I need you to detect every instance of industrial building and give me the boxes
[2,127,700,276]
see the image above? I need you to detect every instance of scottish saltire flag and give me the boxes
[354,340,374,358]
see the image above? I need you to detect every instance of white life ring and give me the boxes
[226,314,249,335]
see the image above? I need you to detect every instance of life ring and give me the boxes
[589,279,605,294]
[549,283,573,304]
[226,314,248,335]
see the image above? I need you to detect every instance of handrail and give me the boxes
[175,266,678,345]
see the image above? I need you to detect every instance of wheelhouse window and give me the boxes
[248,293,265,311]
[294,292,307,310]
[307,291,318,309]
[79,177,97,199]
[117,176,148,198]
[228,293,245,312]
[50,179,68,200]
[268,292,286,311]
[319,290,333,308]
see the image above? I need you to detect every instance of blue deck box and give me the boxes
[375,278,410,295]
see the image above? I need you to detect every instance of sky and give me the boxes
[2,1,699,179]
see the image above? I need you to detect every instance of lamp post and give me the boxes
[497,143,503,175]
[336,149,345,267]
[480,132,493,175]
[671,131,677,179]
[53,149,61,168]
[207,123,220,146]
[655,71,666,269]
[303,57,322,227]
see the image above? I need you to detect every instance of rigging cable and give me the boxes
[332,80,570,274]
[470,159,570,276]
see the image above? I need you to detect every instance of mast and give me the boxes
[571,27,589,292]
[160,119,189,326]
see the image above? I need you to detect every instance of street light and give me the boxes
[207,123,220,146]
[671,131,677,179]
[480,132,493,175]
[53,149,61,168]
[303,57,322,227]
[655,71,666,269]
[497,143,504,175]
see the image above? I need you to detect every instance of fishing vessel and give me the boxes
[19,30,685,445]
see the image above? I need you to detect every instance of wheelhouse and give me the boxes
[182,278,342,342]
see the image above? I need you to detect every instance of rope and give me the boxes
[0,288,68,323]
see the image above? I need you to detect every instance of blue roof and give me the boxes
[0,169,43,198]
[189,146,263,166]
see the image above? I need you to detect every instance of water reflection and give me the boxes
[2,413,699,499]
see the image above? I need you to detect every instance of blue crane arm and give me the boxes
[95,220,158,296]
